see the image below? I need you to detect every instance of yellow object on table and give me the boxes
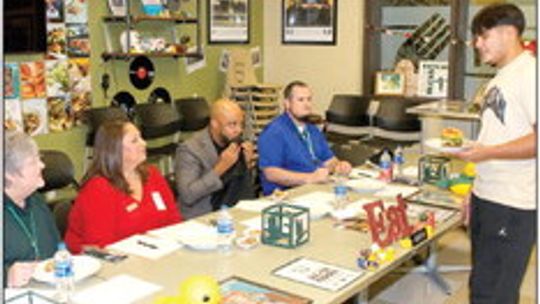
[450,183,472,196]
[463,162,476,177]
[177,275,221,304]
[399,238,413,249]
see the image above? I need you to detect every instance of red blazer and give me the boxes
[66,166,182,253]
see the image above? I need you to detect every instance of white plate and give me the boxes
[345,178,386,193]
[181,234,219,251]
[425,138,468,153]
[33,255,101,284]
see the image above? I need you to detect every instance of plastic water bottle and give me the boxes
[379,149,393,182]
[393,145,405,178]
[333,176,348,210]
[54,242,74,303]
[217,206,235,255]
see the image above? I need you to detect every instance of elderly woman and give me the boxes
[65,120,182,253]
[4,131,61,287]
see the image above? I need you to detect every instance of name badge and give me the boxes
[152,192,167,211]
[125,202,138,213]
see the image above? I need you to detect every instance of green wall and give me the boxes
[5,0,264,180]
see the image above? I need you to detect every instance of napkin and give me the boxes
[374,184,419,198]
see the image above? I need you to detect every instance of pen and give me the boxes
[137,240,158,250]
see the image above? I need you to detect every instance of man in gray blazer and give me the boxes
[175,99,256,219]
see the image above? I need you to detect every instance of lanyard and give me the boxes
[7,205,40,259]
[299,128,319,165]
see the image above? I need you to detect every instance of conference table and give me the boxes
[18,157,465,304]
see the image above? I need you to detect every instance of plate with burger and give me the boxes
[425,127,469,153]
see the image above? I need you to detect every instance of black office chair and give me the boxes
[133,102,182,176]
[174,97,210,134]
[83,106,129,171]
[325,94,371,127]
[39,150,79,237]
[325,94,373,145]
[374,98,422,132]
[40,150,79,192]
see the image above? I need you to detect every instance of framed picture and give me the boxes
[417,60,449,98]
[220,276,312,303]
[282,0,337,45]
[108,0,127,16]
[375,71,405,96]
[208,0,250,44]
[46,0,64,21]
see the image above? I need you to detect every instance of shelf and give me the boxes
[101,51,202,61]
[103,15,198,24]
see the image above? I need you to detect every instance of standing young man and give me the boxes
[454,4,536,303]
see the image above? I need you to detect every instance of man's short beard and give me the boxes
[296,113,322,124]
[221,133,242,146]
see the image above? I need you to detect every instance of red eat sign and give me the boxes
[363,195,413,247]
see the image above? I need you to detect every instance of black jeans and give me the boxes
[469,194,536,304]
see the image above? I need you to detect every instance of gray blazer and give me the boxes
[175,128,223,219]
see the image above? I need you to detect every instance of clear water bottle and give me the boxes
[379,149,393,182]
[54,242,74,303]
[333,176,348,210]
[393,145,405,178]
[216,206,235,255]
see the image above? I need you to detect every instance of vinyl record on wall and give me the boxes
[148,87,172,103]
[129,56,155,90]
[111,91,137,119]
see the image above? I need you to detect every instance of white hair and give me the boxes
[4,131,39,186]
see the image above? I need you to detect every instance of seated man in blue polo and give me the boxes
[258,80,352,195]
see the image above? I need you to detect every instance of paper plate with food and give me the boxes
[235,235,259,250]
[425,127,470,153]
[33,255,101,284]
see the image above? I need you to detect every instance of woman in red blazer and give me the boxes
[66,120,182,253]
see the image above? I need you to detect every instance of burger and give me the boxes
[441,127,464,147]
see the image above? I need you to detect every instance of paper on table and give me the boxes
[350,168,379,179]
[290,191,334,219]
[106,234,181,260]
[146,220,215,243]
[72,274,161,304]
[374,184,419,198]
[344,198,377,215]
[240,216,262,230]
[234,199,276,213]
[5,288,57,304]
[402,166,419,178]
[273,257,363,292]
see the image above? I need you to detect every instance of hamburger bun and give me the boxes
[441,127,463,147]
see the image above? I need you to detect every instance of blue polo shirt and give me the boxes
[258,113,334,195]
